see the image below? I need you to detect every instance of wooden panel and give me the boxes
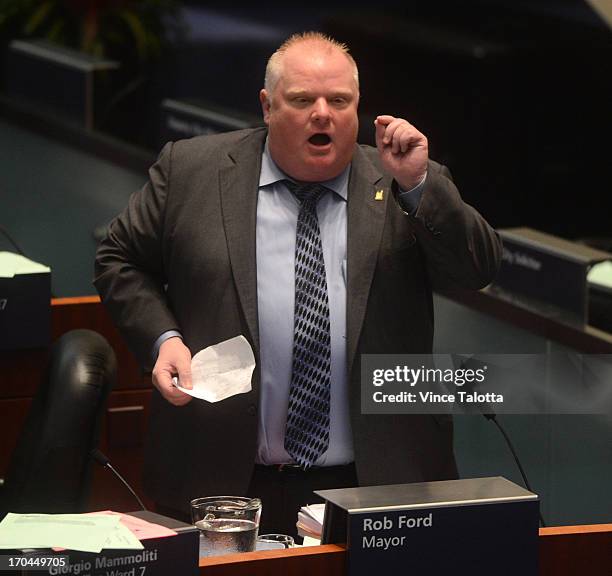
[199,545,346,576]
[87,389,154,512]
[194,526,612,575]
[0,398,32,478]
[0,348,49,399]
[107,405,145,449]
[539,524,612,576]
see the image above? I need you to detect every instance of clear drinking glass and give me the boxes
[257,533,295,549]
[191,496,262,557]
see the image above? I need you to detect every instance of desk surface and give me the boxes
[196,524,612,575]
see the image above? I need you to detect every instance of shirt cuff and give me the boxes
[152,330,183,363]
[397,172,427,215]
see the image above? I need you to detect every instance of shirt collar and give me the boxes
[259,138,349,201]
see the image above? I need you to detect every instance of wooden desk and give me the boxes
[539,523,612,576]
[200,544,346,576]
[197,524,612,575]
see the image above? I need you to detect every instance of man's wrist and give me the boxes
[397,172,427,215]
[396,170,427,193]
[153,330,183,362]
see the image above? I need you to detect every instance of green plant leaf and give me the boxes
[0,0,36,27]
[91,40,104,59]
[117,9,150,60]
[46,19,65,43]
[23,0,55,35]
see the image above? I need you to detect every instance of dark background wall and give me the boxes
[1,0,610,294]
[151,1,611,238]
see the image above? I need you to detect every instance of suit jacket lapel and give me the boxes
[219,129,267,358]
[219,133,385,374]
[347,145,386,375]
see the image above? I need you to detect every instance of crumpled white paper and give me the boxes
[172,335,255,402]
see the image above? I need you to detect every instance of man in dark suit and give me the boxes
[95,32,501,535]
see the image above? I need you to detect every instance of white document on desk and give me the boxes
[0,513,121,553]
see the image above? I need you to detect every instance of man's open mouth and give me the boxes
[308,133,332,146]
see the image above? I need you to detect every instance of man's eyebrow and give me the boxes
[285,89,354,98]
[285,90,311,97]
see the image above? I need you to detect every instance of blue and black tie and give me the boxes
[283,180,332,469]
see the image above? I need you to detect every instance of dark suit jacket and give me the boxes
[94,127,501,512]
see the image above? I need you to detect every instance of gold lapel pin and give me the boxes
[375,189,384,201]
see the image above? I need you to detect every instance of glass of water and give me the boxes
[191,496,262,557]
[257,533,295,549]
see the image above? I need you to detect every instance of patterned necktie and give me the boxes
[283,180,332,469]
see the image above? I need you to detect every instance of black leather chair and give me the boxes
[1,329,116,517]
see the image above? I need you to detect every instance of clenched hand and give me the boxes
[375,115,428,191]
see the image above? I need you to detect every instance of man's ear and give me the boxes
[260,89,271,125]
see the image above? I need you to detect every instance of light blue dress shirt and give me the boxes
[153,140,426,467]
[255,144,352,465]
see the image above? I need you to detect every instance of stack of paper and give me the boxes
[93,511,176,542]
[297,504,325,540]
[0,252,50,277]
[588,260,612,294]
[0,512,156,553]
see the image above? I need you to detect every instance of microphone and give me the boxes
[452,355,547,527]
[0,225,26,255]
[90,449,147,511]
[483,412,546,527]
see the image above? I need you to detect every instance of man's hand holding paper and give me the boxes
[152,337,193,406]
[168,335,255,403]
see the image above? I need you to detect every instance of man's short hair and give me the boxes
[264,31,359,98]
